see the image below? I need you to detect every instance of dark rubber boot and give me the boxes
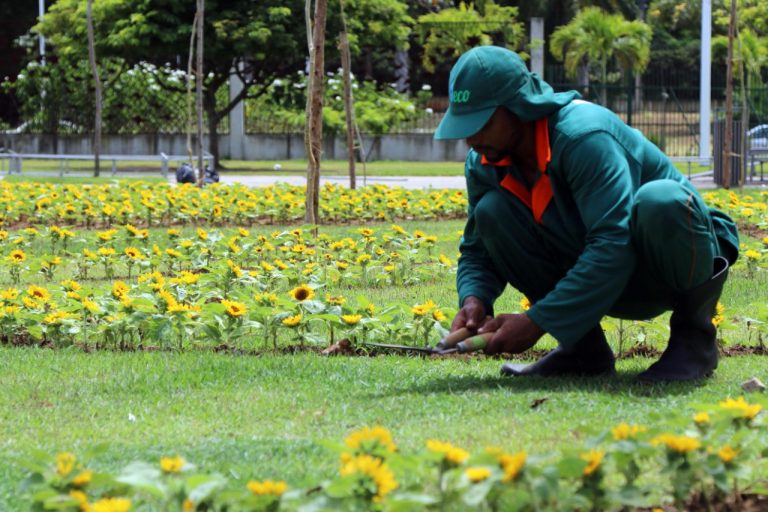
[638,257,729,383]
[500,326,615,377]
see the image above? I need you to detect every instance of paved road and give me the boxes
[217,173,467,189]
[217,172,721,190]
[0,169,722,190]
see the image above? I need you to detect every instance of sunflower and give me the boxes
[465,467,491,483]
[581,450,605,477]
[282,314,302,327]
[160,456,185,474]
[326,294,346,306]
[9,250,26,263]
[342,314,362,325]
[27,285,50,302]
[112,281,130,299]
[289,285,315,302]
[247,479,288,497]
[222,299,247,318]
[125,247,145,260]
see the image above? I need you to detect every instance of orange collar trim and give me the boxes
[488,118,553,224]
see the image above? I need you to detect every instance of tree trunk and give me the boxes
[340,30,356,189]
[577,58,589,97]
[196,0,205,186]
[304,0,328,225]
[186,11,198,168]
[86,0,102,177]
[364,46,373,80]
[738,35,748,187]
[722,0,736,189]
[600,58,608,106]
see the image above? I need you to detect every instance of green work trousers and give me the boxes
[473,179,723,321]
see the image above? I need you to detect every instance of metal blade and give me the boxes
[362,342,438,354]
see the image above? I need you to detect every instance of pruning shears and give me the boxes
[364,329,494,355]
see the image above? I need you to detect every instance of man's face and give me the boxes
[465,107,528,163]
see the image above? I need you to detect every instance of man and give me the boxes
[435,46,739,382]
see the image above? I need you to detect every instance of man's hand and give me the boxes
[450,296,488,333]
[480,314,545,355]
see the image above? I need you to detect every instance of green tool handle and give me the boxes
[455,332,494,353]
[436,316,493,351]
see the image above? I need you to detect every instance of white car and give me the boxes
[747,124,768,150]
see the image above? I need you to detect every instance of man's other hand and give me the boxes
[480,314,545,355]
[451,296,488,332]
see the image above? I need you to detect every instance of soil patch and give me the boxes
[640,492,768,511]
[737,221,768,240]
[617,343,662,359]
[722,344,768,356]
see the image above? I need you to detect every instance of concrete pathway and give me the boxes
[216,174,467,190]
[217,172,721,190]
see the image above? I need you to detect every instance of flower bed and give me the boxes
[1,224,458,350]
[21,396,767,511]
[0,185,767,353]
[0,181,468,227]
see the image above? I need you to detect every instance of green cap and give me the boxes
[434,46,580,140]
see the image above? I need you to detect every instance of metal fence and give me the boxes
[4,70,766,158]
[363,84,768,158]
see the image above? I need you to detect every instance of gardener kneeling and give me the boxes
[439,46,739,382]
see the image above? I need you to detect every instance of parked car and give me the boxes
[1,120,84,134]
[747,124,768,150]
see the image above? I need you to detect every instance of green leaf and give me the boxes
[324,475,358,498]
[200,324,222,341]
[387,493,441,511]
[116,461,167,499]
[462,480,493,506]
[186,473,227,502]
[31,488,59,504]
[556,456,588,478]
[302,300,326,314]
[304,332,328,345]
[42,494,80,510]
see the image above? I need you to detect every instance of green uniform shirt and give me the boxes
[457,100,739,348]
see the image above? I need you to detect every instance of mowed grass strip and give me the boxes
[1,174,168,185]
[1,348,766,509]
[4,158,712,177]
[220,159,713,177]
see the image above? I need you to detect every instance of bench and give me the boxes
[747,148,768,183]
[0,150,213,179]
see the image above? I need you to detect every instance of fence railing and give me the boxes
[5,79,767,158]
[240,84,768,158]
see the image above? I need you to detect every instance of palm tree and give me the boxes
[550,6,652,105]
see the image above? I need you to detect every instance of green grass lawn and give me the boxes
[3,158,711,178]
[220,159,713,177]
[1,214,766,509]
[1,350,766,509]
[1,174,168,185]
